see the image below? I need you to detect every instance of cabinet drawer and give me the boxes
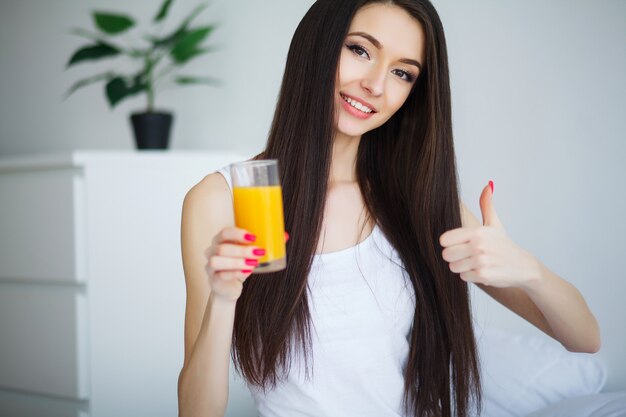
[0,169,85,283]
[0,285,89,400]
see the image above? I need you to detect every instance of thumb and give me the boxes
[479,180,503,227]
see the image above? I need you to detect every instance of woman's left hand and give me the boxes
[439,182,541,289]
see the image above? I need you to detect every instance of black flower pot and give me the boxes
[130,111,173,150]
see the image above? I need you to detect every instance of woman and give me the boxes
[177,1,600,416]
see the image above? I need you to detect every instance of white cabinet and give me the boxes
[0,151,256,417]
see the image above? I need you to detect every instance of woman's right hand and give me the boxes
[204,227,265,302]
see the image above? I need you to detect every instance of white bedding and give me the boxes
[526,392,626,417]
[475,326,614,417]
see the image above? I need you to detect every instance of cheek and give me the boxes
[368,86,411,130]
[338,52,366,87]
[387,85,412,114]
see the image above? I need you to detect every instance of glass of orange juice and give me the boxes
[230,160,286,273]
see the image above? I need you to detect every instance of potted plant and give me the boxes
[65,0,219,149]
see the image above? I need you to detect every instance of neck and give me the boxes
[329,131,361,184]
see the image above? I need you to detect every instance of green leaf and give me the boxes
[106,77,127,107]
[171,45,217,65]
[67,43,120,67]
[105,74,146,108]
[93,12,135,35]
[175,75,221,87]
[64,72,113,98]
[154,0,173,22]
[172,47,204,63]
[170,26,214,63]
[150,3,208,48]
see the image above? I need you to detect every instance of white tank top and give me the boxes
[217,165,416,417]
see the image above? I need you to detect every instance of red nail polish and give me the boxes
[245,258,259,266]
[285,232,290,241]
[241,269,253,274]
[489,180,494,194]
[253,248,266,256]
[244,233,256,242]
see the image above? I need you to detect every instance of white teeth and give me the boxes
[341,94,373,113]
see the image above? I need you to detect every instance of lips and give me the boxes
[340,93,376,119]
[340,93,378,113]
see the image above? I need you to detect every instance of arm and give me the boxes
[177,173,259,417]
[459,200,600,353]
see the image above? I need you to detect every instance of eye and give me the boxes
[346,43,370,59]
[392,69,416,83]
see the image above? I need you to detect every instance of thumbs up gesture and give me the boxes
[479,181,502,228]
[439,181,540,288]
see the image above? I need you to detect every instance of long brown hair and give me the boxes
[232,1,481,416]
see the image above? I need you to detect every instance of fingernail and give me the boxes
[285,232,290,241]
[241,269,253,274]
[489,180,494,194]
[253,248,266,256]
[244,233,256,242]
[245,258,259,266]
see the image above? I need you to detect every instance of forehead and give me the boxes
[349,3,425,62]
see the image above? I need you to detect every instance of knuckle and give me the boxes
[474,242,486,254]
[212,271,226,281]
[215,245,227,257]
[217,229,229,243]
[208,256,220,270]
[217,270,236,282]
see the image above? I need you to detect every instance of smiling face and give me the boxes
[334,3,426,139]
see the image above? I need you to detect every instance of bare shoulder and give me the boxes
[183,172,232,214]
[182,172,235,232]
[181,172,234,287]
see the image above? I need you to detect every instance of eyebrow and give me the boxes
[347,31,423,71]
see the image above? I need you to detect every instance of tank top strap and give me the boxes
[216,165,233,193]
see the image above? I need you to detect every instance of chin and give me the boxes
[335,119,375,138]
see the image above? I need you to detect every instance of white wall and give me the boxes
[433,0,626,392]
[1,0,625,392]
[0,0,314,155]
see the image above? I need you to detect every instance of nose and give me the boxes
[360,64,385,97]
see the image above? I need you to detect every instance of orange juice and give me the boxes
[233,185,286,266]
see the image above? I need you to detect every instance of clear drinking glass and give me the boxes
[230,160,287,273]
